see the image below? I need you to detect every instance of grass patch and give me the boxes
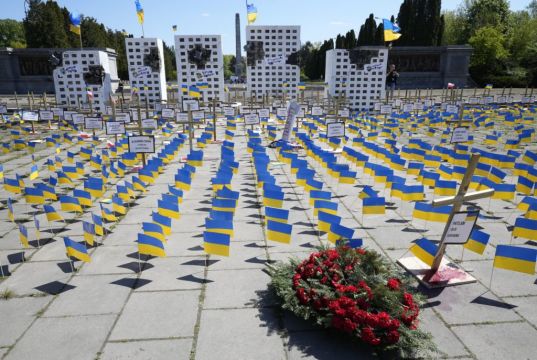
[0,288,15,300]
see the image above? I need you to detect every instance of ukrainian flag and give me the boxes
[463,230,490,255]
[317,211,341,233]
[60,195,83,213]
[493,245,537,275]
[246,2,257,25]
[189,85,202,98]
[413,202,431,221]
[434,179,457,197]
[517,176,534,195]
[205,218,234,236]
[309,190,331,206]
[298,82,306,91]
[92,213,104,236]
[491,183,515,201]
[134,0,144,25]
[203,231,230,256]
[83,221,95,246]
[44,204,63,222]
[305,177,323,191]
[429,205,452,223]
[116,185,131,202]
[64,237,91,263]
[410,238,438,266]
[143,222,166,243]
[74,189,92,207]
[158,199,180,219]
[359,186,378,199]
[513,217,537,241]
[29,164,38,181]
[69,12,82,35]
[4,177,22,194]
[7,198,15,222]
[263,189,285,208]
[212,198,237,213]
[216,186,239,201]
[313,200,338,216]
[112,196,127,215]
[100,203,118,222]
[24,187,45,205]
[265,207,289,224]
[196,82,209,89]
[19,224,29,248]
[181,84,188,94]
[133,176,148,192]
[152,212,172,236]
[266,220,292,244]
[328,223,354,244]
[362,197,385,215]
[138,233,166,258]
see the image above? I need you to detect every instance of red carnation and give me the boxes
[387,278,401,290]
[385,330,400,344]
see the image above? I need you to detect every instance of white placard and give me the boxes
[446,104,458,114]
[105,106,113,115]
[72,113,85,125]
[424,100,432,107]
[63,111,75,121]
[51,107,64,118]
[311,106,323,116]
[22,111,39,121]
[128,135,155,153]
[338,109,349,118]
[327,121,345,138]
[282,102,300,143]
[451,127,469,143]
[106,121,126,135]
[496,96,507,103]
[192,111,205,121]
[276,108,287,118]
[115,112,131,123]
[403,103,414,112]
[0,104,7,114]
[182,99,199,111]
[161,108,175,119]
[380,105,392,115]
[264,54,285,66]
[374,103,381,111]
[223,107,235,116]
[244,113,260,125]
[132,66,152,79]
[444,211,479,244]
[131,110,139,121]
[84,117,103,130]
[467,97,479,104]
[176,112,189,123]
[39,110,54,121]
[395,99,402,108]
[154,103,164,112]
[258,109,270,118]
[141,118,158,129]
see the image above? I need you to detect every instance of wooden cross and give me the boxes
[423,153,494,281]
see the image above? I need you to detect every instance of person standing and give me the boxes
[386,64,399,99]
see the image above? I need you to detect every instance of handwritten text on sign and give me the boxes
[128,135,155,153]
[444,211,479,244]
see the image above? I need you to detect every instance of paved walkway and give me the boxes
[0,120,536,360]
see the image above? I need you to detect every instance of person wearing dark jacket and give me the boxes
[386,64,399,99]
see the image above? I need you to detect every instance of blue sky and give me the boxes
[3,0,531,54]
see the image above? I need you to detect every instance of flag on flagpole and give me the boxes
[64,237,91,263]
[134,0,144,25]
[246,2,258,25]
[138,233,166,257]
[69,12,82,35]
[203,231,230,256]
[383,19,401,42]
[19,224,29,248]
[82,221,95,246]
[493,245,537,275]
[410,238,438,266]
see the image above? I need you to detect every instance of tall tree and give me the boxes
[163,42,176,82]
[396,0,443,46]
[465,0,510,38]
[0,19,26,48]
[23,0,69,48]
[357,14,378,45]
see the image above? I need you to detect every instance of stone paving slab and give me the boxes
[451,321,537,360]
[4,314,116,360]
[0,296,50,347]
[108,290,200,341]
[195,308,285,360]
[100,339,193,360]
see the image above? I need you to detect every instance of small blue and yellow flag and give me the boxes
[44,204,63,222]
[265,207,289,223]
[64,237,91,263]
[328,223,354,244]
[246,2,258,24]
[513,217,537,241]
[263,189,284,208]
[100,203,118,222]
[362,196,385,215]
[463,229,490,255]
[69,12,82,35]
[205,218,234,236]
[266,220,292,244]
[359,186,378,199]
[410,238,438,267]
[7,197,15,222]
[493,245,537,275]
[313,200,338,216]
[34,215,40,242]
[19,224,29,248]
[73,189,92,207]
[152,212,172,236]
[189,85,201,98]
[24,187,45,205]
[138,233,166,257]
[60,195,83,213]
[317,211,341,233]
[92,212,104,236]
[143,222,166,243]
[82,220,95,246]
[158,199,180,219]
[4,177,22,194]
[383,19,402,42]
[134,0,144,25]
[203,231,230,256]
[112,195,127,215]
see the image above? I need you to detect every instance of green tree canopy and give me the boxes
[0,19,26,48]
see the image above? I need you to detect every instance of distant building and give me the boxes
[174,35,224,102]
[52,48,119,113]
[325,47,388,111]
[245,25,301,100]
[125,37,167,104]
